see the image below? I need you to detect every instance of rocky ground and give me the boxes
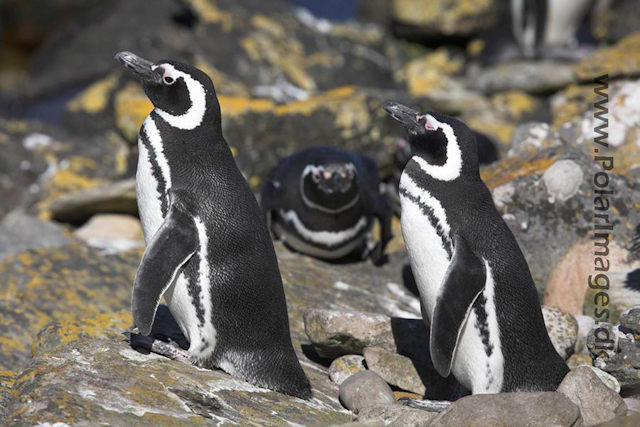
[1,0,640,426]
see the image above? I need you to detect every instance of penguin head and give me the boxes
[383,102,479,180]
[301,163,360,212]
[116,51,220,132]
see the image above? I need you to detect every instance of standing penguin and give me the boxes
[383,102,569,394]
[260,146,392,264]
[115,51,312,399]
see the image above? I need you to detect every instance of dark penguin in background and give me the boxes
[116,51,311,399]
[383,102,568,394]
[260,146,392,265]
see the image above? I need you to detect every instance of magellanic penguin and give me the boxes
[115,52,312,399]
[383,102,569,394]
[260,146,393,265]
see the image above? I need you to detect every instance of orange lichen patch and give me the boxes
[551,84,598,129]
[465,117,515,147]
[391,0,495,33]
[481,156,557,190]
[615,140,640,176]
[491,91,537,120]
[36,157,106,220]
[114,82,153,141]
[467,39,485,57]
[405,49,464,95]
[183,0,233,31]
[67,75,119,114]
[219,96,275,117]
[194,59,249,97]
[31,310,132,356]
[576,31,640,81]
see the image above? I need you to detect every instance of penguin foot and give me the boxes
[126,332,191,364]
[397,397,451,413]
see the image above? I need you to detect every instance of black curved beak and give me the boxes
[383,102,421,131]
[115,51,161,84]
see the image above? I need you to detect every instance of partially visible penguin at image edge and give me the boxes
[383,102,569,395]
[115,51,312,399]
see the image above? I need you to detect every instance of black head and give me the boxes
[115,51,221,132]
[301,162,360,213]
[383,102,480,180]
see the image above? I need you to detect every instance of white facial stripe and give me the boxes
[412,115,462,181]
[280,209,367,247]
[154,63,206,130]
[143,117,172,190]
[192,217,216,361]
[300,163,360,213]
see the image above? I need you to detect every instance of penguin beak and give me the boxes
[383,102,422,132]
[115,51,161,84]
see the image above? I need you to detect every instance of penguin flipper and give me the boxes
[430,233,486,378]
[132,194,198,336]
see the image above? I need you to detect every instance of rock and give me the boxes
[0,244,141,371]
[620,307,640,333]
[47,178,137,224]
[567,353,593,370]
[480,146,640,297]
[74,213,144,253]
[430,392,582,427]
[595,414,640,427]
[357,404,437,426]
[595,339,640,388]
[557,366,627,426]
[589,367,621,394]
[542,159,584,203]
[304,309,429,361]
[4,332,350,426]
[624,398,640,415]
[470,60,576,95]
[0,370,14,420]
[0,212,72,262]
[329,355,366,386]
[575,315,596,354]
[542,306,579,360]
[576,32,640,82]
[363,347,456,399]
[339,371,396,413]
[587,323,625,359]
[390,0,498,39]
[592,0,640,43]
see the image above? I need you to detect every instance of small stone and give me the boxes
[575,315,596,354]
[620,307,640,333]
[589,367,621,393]
[470,60,576,95]
[624,398,640,415]
[596,339,640,388]
[303,309,429,360]
[329,355,366,386]
[558,366,627,426]
[339,371,396,413]
[429,392,581,427]
[542,306,579,360]
[567,353,593,370]
[0,212,72,262]
[74,213,143,241]
[357,404,437,427]
[587,323,623,359]
[542,159,584,203]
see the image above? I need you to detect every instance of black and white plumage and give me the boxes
[116,52,311,399]
[383,102,569,394]
[260,146,392,264]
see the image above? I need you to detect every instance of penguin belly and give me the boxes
[136,136,207,361]
[400,185,504,394]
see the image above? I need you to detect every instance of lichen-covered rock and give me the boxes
[482,146,640,297]
[430,392,582,427]
[357,404,437,426]
[542,306,579,360]
[303,309,428,361]
[567,353,593,370]
[620,307,640,333]
[390,0,498,38]
[558,366,626,426]
[0,370,15,420]
[4,335,351,426]
[470,60,576,95]
[329,355,366,386]
[587,322,624,359]
[0,244,141,371]
[576,32,640,82]
[595,338,640,388]
[339,371,395,413]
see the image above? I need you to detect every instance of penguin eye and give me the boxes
[163,76,175,85]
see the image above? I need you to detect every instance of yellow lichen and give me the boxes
[405,49,463,95]
[576,31,640,81]
[114,82,154,142]
[551,84,598,129]
[183,0,232,31]
[67,75,119,114]
[391,0,495,34]
[481,157,556,189]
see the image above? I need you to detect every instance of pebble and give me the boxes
[542,306,579,360]
[329,355,366,386]
[620,307,640,333]
[357,404,437,427]
[339,371,396,413]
